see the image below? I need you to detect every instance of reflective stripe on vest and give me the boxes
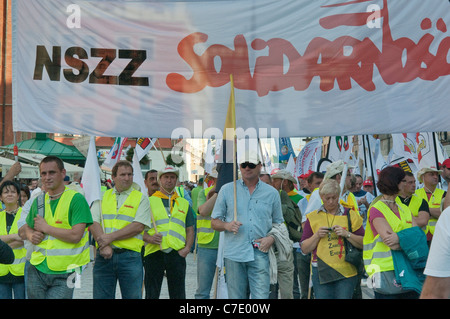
[0,208,26,276]
[196,186,215,245]
[101,189,144,252]
[176,186,185,198]
[30,188,90,272]
[396,195,428,234]
[145,196,189,256]
[415,187,444,235]
[363,200,412,277]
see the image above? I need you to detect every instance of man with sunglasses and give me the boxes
[211,151,284,299]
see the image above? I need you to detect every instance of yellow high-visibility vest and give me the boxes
[196,185,215,245]
[415,187,444,235]
[31,189,90,272]
[363,200,412,277]
[145,196,189,256]
[396,195,428,234]
[101,189,144,253]
[0,208,26,276]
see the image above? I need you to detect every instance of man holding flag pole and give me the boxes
[211,75,284,299]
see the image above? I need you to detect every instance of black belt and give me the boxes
[112,248,129,254]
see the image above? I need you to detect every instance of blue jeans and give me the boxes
[224,249,270,299]
[93,249,143,299]
[311,266,358,299]
[195,247,218,299]
[0,282,25,299]
[27,264,74,299]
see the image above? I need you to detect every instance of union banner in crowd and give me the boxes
[12,0,450,138]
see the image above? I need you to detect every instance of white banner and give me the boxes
[327,136,354,163]
[13,0,450,138]
[392,132,441,170]
[295,138,322,178]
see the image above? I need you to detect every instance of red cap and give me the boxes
[442,158,450,169]
[363,179,373,186]
[299,170,314,179]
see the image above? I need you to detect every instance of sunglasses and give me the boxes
[240,162,258,169]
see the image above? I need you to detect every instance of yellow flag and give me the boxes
[223,74,236,141]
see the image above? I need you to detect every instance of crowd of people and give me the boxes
[0,153,449,299]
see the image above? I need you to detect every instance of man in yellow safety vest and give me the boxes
[415,166,446,242]
[20,156,92,299]
[143,165,195,299]
[90,160,151,299]
[195,168,218,299]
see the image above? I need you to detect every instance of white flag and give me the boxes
[136,137,157,161]
[215,232,228,299]
[392,133,419,168]
[103,137,128,168]
[327,136,353,163]
[286,154,296,177]
[132,148,147,195]
[81,136,102,206]
[295,138,322,177]
[204,139,216,175]
[392,132,440,170]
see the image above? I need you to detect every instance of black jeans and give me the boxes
[143,250,186,299]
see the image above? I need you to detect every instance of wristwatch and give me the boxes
[347,232,351,238]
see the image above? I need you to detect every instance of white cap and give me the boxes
[158,165,179,180]
[239,150,260,165]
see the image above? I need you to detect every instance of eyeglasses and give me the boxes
[240,162,257,169]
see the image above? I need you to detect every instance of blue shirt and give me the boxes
[211,179,284,262]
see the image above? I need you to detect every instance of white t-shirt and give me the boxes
[424,207,450,277]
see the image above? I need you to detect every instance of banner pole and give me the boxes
[366,135,377,197]
[432,132,440,169]
[13,131,18,162]
[361,135,368,179]
[157,138,167,165]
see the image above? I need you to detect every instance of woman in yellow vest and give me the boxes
[301,179,364,299]
[0,181,26,299]
[364,166,420,299]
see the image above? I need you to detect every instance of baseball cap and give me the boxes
[239,150,260,165]
[363,179,373,186]
[299,170,314,179]
[442,158,450,169]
